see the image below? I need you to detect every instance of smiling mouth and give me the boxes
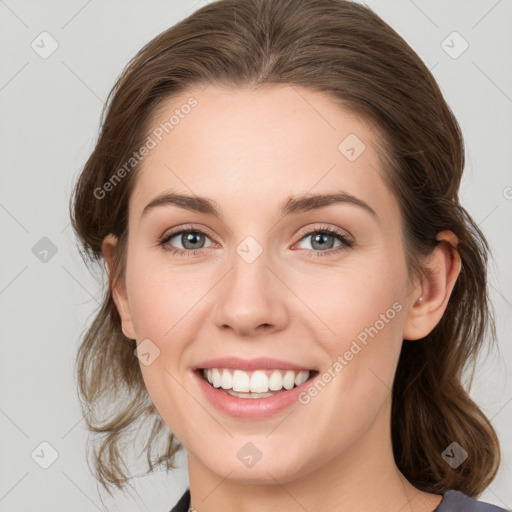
[196,367,318,399]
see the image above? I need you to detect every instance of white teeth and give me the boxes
[283,370,295,390]
[211,368,222,388]
[220,369,232,390]
[268,370,283,391]
[250,370,269,393]
[202,368,311,393]
[294,371,309,386]
[232,369,250,392]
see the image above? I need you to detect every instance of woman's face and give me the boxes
[111,84,418,483]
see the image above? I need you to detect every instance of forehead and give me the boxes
[129,83,397,223]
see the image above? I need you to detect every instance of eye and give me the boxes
[293,225,354,257]
[158,225,215,257]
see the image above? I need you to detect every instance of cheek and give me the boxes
[291,263,406,451]
[293,255,407,416]
[125,248,212,340]
[293,257,407,349]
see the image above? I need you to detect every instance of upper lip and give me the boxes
[193,357,315,372]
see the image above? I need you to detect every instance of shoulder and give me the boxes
[435,490,509,512]
[169,488,190,512]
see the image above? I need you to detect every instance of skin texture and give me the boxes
[102,84,461,512]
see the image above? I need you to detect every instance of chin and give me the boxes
[197,445,316,485]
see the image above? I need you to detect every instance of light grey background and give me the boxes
[0,0,511,511]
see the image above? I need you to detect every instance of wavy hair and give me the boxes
[69,0,500,497]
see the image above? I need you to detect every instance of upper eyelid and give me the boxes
[295,224,353,240]
[161,224,216,243]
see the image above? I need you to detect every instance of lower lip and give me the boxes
[193,370,317,420]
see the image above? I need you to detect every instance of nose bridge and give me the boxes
[212,231,287,335]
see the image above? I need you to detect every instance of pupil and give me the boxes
[312,232,334,250]
[183,231,203,249]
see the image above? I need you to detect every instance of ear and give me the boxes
[403,230,462,341]
[102,233,136,340]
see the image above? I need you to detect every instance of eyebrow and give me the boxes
[141,190,377,219]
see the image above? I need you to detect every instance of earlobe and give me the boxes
[403,230,461,341]
[101,233,136,340]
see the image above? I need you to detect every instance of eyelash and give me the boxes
[296,225,354,258]
[157,224,354,258]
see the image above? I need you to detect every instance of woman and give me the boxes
[69,0,508,511]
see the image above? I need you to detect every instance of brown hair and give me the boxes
[69,0,500,498]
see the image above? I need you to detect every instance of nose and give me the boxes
[212,245,288,338]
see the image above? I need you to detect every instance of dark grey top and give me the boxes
[170,488,509,511]
[433,490,509,511]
